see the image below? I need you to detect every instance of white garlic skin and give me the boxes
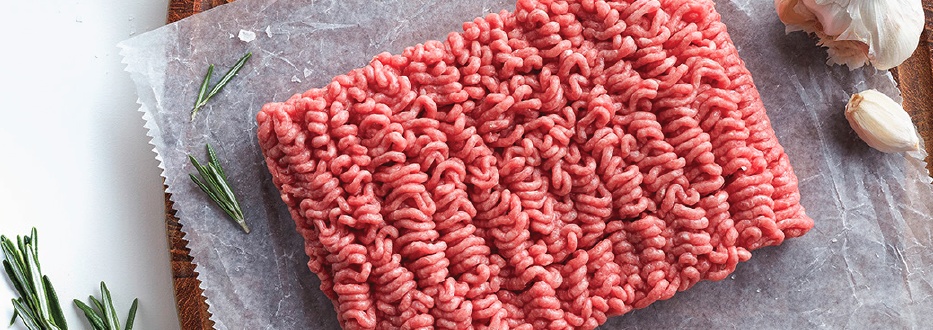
[775,0,924,70]
[845,89,920,153]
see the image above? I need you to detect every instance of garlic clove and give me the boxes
[775,0,924,70]
[775,0,816,28]
[801,0,850,36]
[840,0,923,70]
[845,89,920,153]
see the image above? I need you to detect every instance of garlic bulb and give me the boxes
[845,89,919,153]
[775,0,924,70]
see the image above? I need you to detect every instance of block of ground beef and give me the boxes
[257,0,814,328]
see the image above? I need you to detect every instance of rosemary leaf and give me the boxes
[190,52,252,121]
[207,52,252,100]
[190,64,214,121]
[43,276,67,329]
[123,299,138,330]
[100,282,120,330]
[88,296,105,319]
[3,260,27,306]
[30,228,39,271]
[207,143,226,180]
[73,300,105,330]
[207,163,238,208]
[189,143,250,233]
[9,308,18,327]
[26,239,51,325]
[11,299,41,330]
[3,239,28,291]
[196,65,214,106]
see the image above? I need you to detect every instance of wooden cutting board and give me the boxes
[161,1,933,329]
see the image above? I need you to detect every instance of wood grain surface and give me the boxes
[163,188,214,330]
[161,1,933,329]
[892,2,933,175]
[167,0,234,23]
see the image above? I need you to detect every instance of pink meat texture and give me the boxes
[257,0,814,328]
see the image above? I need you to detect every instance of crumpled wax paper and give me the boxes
[118,0,933,328]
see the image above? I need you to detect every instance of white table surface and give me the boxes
[0,0,181,329]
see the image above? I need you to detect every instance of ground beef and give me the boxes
[256,0,814,328]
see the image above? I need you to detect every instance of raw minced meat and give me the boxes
[257,0,814,328]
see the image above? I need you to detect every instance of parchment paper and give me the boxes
[118,0,933,328]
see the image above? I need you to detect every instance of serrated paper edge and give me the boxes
[118,36,223,330]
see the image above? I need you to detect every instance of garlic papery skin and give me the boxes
[774,0,924,70]
[845,89,920,153]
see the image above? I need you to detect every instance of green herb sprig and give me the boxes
[73,282,138,330]
[190,52,252,121]
[189,143,250,233]
[2,228,68,330]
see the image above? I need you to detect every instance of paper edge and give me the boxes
[117,37,224,329]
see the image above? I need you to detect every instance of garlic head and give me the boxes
[845,89,920,153]
[775,0,924,70]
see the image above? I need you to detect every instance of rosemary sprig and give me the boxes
[73,282,138,330]
[190,52,252,121]
[2,228,68,330]
[189,143,250,233]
